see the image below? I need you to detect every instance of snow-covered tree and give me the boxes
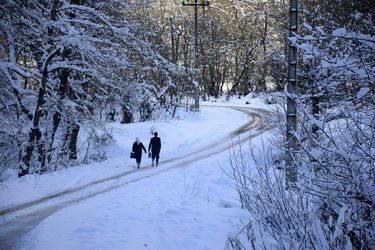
[0,0,192,178]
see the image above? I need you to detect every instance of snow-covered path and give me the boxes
[0,104,273,250]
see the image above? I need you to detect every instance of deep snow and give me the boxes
[0,97,274,250]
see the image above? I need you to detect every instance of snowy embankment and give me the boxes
[1,99,274,250]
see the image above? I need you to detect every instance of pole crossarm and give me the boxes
[182,1,209,6]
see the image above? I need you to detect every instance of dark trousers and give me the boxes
[151,152,159,165]
[136,157,141,164]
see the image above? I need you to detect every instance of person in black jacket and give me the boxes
[148,132,161,167]
[132,137,146,169]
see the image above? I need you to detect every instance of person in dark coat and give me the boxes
[132,137,146,169]
[148,132,161,167]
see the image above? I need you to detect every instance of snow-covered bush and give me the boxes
[228,103,374,249]
[228,133,327,249]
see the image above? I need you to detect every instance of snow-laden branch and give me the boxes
[297,27,375,46]
[48,61,91,73]
[0,62,32,79]
[4,13,16,63]
[58,4,119,31]
[41,47,62,72]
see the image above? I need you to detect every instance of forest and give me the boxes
[0,0,374,249]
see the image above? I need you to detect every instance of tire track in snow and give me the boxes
[0,106,274,249]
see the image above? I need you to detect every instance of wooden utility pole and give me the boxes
[182,0,209,111]
[286,0,298,186]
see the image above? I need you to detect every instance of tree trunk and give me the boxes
[121,106,133,124]
[109,109,116,121]
[19,128,42,177]
[19,4,61,176]
[68,124,80,160]
[311,95,320,135]
[19,55,52,176]
[47,64,70,164]
[47,111,61,164]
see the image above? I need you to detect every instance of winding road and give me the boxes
[0,106,273,250]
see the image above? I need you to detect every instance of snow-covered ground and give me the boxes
[1,97,274,250]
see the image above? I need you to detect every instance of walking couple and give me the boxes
[131,132,161,169]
